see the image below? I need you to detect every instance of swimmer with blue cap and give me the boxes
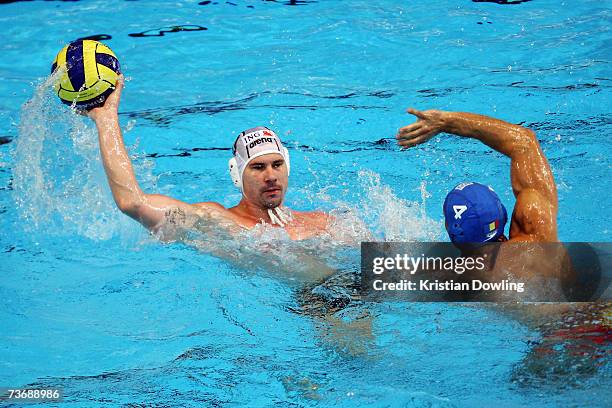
[396,108,572,303]
[443,181,508,244]
[396,108,558,247]
[87,77,329,240]
[397,110,610,324]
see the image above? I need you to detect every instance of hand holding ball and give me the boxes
[51,40,121,110]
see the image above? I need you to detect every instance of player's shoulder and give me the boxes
[510,189,558,241]
[192,202,247,228]
[292,209,328,219]
[291,210,330,227]
[192,201,231,217]
[193,201,227,210]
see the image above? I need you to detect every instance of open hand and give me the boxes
[396,108,447,148]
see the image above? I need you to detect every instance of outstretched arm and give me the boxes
[396,108,557,241]
[88,77,220,231]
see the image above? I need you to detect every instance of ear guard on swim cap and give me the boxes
[228,126,290,191]
[228,157,241,188]
[443,182,508,244]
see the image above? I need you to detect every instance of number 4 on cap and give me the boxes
[453,205,468,219]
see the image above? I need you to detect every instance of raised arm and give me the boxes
[88,77,221,231]
[396,108,558,241]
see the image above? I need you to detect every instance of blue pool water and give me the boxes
[1,0,611,407]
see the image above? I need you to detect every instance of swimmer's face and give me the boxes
[242,153,288,208]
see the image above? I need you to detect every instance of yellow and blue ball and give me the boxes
[51,40,121,110]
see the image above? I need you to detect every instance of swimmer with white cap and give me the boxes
[88,77,329,240]
[228,126,295,227]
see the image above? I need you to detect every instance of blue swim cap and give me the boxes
[443,182,508,244]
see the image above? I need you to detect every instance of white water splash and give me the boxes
[163,166,444,284]
[335,169,443,242]
[12,74,145,240]
[11,75,442,255]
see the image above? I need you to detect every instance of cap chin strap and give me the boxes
[228,157,242,189]
[267,206,293,227]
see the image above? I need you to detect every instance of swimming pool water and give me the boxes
[1,1,610,407]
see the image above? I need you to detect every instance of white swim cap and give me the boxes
[228,126,290,191]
